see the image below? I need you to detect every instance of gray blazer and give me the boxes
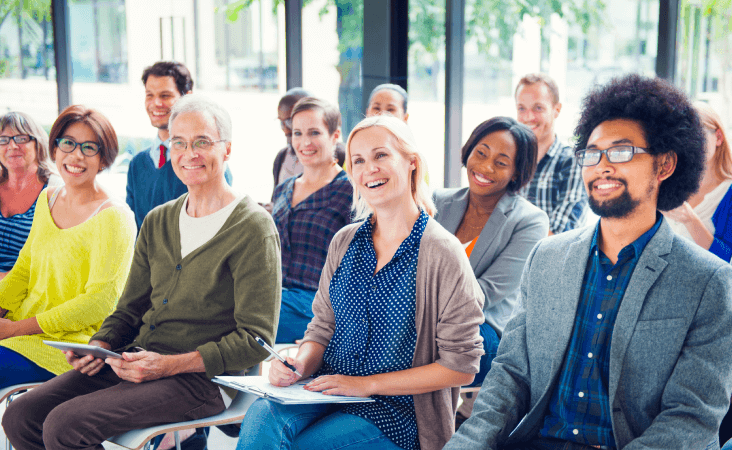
[433,188,549,335]
[445,219,732,450]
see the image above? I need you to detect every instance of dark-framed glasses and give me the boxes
[170,138,226,152]
[575,145,650,167]
[0,135,35,146]
[55,137,101,157]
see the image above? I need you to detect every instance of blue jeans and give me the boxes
[275,288,317,343]
[236,399,402,450]
[0,347,55,389]
[467,322,500,387]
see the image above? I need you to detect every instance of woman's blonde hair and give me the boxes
[694,101,732,180]
[345,115,435,220]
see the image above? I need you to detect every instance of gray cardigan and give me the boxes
[445,219,732,450]
[303,218,485,450]
[433,188,549,335]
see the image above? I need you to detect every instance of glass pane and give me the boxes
[676,3,731,124]
[462,0,659,177]
[63,0,285,202]
[408,0,446,188]
[302,0,363,138]
[0,2,58,127]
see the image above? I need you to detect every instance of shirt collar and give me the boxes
[355,209,429,251]
[545,135,562,158]
[590,213,664,262]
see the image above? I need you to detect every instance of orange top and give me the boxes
[465,236,478,258]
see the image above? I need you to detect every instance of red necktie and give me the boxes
[158,144,166,168]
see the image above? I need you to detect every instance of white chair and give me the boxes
[1,383,44,450]
[106,390,257,450]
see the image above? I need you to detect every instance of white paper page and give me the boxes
[215,376,373,403]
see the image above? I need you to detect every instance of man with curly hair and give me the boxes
[445,74,732,449]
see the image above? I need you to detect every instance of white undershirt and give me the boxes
[667,179,732,240]
[179,194,243,258]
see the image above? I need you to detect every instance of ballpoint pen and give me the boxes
[255,336,303,378]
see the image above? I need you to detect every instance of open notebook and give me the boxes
[214,376,375,405]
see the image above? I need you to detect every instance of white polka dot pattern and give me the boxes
[319,211,429,450]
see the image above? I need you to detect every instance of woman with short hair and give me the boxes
[272,97,352,343]
[0,112,56,280]
[0,105,136,389]
[664,102,732,262]
[433,117,549,425]
[237,115,485,450]
[365,84,409,122]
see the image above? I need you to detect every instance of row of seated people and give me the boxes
[0,71,731,450]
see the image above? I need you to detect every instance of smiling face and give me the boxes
[145,75,185,131]
[366,89,408,122]
[54,122,103,188]
[584,119,669,218]
[291,109,339,169]
[349,126,416,213]
[466,130,517,201]
[516,83,560,151]
[169,111,230,189]
[0,126,38,174]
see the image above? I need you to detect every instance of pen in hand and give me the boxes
[255,336,303,378]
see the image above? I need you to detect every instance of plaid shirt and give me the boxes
[519,137,587,233]
[271,170,352,291]
[540,216,663,447]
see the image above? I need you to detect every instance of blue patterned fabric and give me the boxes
[271,170,352,291]
[320,210,429,450]
[0,187,45,272]
[711,182,732,262]
[540,215,663,446]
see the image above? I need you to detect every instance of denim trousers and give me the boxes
[236,398,402,450]
[468,322,500,387]
[0,347,55,389]
[275,288,317,344]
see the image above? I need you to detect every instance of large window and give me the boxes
[408,0,446,188]
[462,0,659,158]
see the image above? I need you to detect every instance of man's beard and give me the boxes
[588,180,640,218]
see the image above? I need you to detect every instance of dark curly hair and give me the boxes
[574,74,705,211]
[461,116,538,193]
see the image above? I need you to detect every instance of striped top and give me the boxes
[0,186,46,272]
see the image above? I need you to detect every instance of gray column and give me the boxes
[285,0,303,89]
[52,0,72,113]
[444,0,464,188]
[656,0,679,81]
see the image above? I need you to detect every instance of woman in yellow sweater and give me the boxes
[0,105,136,389]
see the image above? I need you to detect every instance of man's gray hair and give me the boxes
[168,94,232,141]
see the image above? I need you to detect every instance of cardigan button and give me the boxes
[163,299,168,304]
[150,325,156,331]
[176,264,182,270]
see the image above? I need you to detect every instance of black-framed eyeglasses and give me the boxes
[575,145,650,167]
[170,138,226,152]
[0,135,35,146]
[55,137,102,157]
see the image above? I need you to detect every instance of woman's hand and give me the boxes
[268,356,305,387]
[65,340,111,377]
[304,374,374,397]
[662,201,698,224]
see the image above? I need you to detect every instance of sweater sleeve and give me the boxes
[0,205,36,311]
[36,207,136,338]
[196,230,282,378]
[92,211,155,350]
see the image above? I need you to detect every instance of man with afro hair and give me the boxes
[445,74,732,449]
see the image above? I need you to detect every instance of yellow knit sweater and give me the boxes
[0,189,136,375]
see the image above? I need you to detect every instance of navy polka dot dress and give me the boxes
[320,210,429,450]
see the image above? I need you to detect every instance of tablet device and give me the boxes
[43,341,123,359]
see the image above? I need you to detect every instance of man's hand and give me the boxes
[304,374,374,398]
[105,350,171,383]
[65,340,111,377]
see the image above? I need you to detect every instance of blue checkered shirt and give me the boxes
[271,170,353,290]
[540,215,663,446]
[519,137,588,233]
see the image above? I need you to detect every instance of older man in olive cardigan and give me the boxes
[3,95,282,450]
